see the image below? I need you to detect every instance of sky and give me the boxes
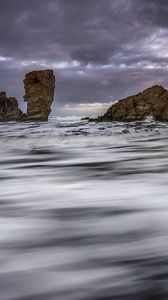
[0,0,168,115]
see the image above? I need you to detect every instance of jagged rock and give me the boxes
[81,117,90,120]
[0,92,23,122]
[92,85,168,122]
[24,70,55,121]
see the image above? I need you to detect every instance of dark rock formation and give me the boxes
[91,85,168,122]
[23,70,55,121]
[0,69,56,122]
[0,92,23,122]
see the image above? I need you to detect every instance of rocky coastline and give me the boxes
[1,76,168,123]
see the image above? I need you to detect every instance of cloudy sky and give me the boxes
[0,0,168,115]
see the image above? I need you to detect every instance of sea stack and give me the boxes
[0,92,23,121]
[24,70,55,121]
[91,85,168,122]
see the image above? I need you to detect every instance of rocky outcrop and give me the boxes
[24,70,55,121]
[0,92,23,122]
[0,69,56,122]
[91,85,168,122]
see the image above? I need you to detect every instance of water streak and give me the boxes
[1,116,168,299]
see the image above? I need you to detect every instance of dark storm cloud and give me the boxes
[0,0,168,114]
[132,0,168,27]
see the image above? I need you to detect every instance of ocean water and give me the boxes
[1,116,168,299]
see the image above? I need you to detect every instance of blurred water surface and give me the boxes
[1,116,168,299]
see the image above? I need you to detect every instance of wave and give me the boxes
[1,115,168,299]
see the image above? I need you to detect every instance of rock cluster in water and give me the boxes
[91,85,168,122]
[0,69,55,122]
[0,92,23,121]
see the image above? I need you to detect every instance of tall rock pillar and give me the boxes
[24,70,55,121]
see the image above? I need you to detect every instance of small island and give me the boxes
[0,69,55,122]
[90,85,168,122]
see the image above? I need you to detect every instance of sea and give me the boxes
[1,116,168,300]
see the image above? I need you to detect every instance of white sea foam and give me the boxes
[0,116,168,299]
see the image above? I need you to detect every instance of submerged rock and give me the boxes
[24,70,55,121]
[0,92,23,122]
[92,85,168,122]
[81,117,90,120]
